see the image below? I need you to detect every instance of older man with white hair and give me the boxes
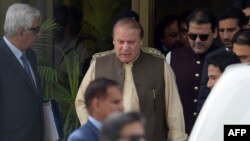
[0,3,43,141]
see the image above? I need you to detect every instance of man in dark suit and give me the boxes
[67,78,124,141]
[197,7,247,113]
[100,112,146,141]
[0,3,43,141]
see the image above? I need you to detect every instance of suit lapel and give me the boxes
[1,40,38,94]
[86,120,99,141]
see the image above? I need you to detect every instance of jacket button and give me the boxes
[194,86,199,90]
[193,112,197,116]
[196,61,201,64]
[195,73,199,77]
[193,99,198,103]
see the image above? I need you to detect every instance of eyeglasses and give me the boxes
[27,26,40,34]
[188,33,210,41]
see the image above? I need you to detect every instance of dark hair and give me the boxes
[231,0,250,10]
[54,5,69,27]
[156,14,179,39]
[100,112,146,141]
[218,7,248,28]
[178,10,193,29]
[207,51,241,72]
[187,9,217,32]
[154,14,178,49]
[112,17,144,39]
[84,77,120,111]
[113,10,139,24]
[232,29,250,46]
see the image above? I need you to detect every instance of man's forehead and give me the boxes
[114,25,140,33]
[233,44,250,49]
[188,22,213,31]
[219,18,240,26]
[208,65,222,73]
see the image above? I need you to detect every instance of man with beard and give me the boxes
[217,7,247,50]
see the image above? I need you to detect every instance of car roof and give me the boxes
[189,63,250,141]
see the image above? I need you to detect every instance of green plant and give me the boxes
[35,18,60,97]
[82,0,130,52]
[59,50,81,138]
[35,1,131,139]
[35,18,82,140]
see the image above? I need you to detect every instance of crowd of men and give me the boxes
[1,0,250,141]
[72,0,250,140]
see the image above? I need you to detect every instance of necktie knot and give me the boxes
[20,52,36,88]
[21,53,28,63]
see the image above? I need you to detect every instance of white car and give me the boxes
[189,63,250,141]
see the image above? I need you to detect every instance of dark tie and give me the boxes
[21,53,35,86]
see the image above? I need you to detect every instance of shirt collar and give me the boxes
[88,116,102,130]
[162,44,170,52]
[3,36,23,59]
[123,50,140,66]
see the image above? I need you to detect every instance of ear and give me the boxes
[92,98,101,110]
[140,39,143,46]
[17,28,25,39]
[213,27,218,39]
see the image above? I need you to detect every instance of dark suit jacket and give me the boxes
[170,44,222,134]
[67,119,99,141]
[197,47,227,113]
[0,39,43,141]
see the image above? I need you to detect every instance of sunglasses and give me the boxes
[27,26,40,34]
[188,33,210,41]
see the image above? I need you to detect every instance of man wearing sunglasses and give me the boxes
[169,9,222,135]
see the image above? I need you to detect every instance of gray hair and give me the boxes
[4,3,41,37]
[112,17,144,39]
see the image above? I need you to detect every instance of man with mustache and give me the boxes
[169,9,223,134]
[217,7,247,50]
